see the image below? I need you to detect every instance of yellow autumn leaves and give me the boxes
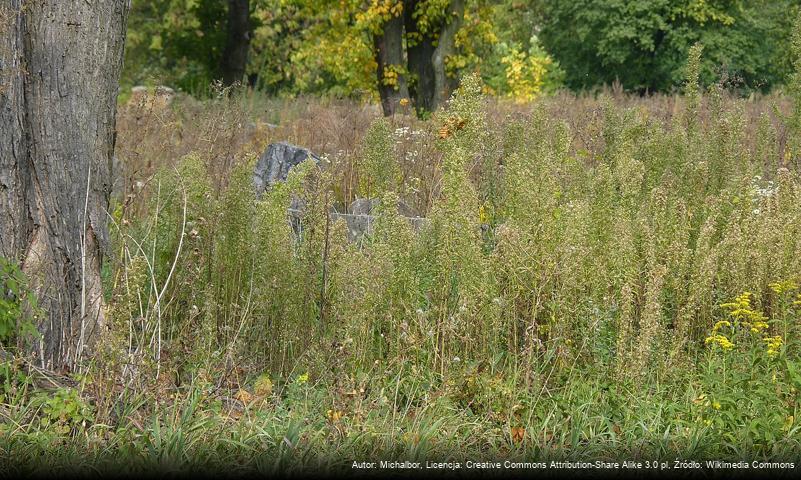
[356,0,405,34]
[501,47,552,103]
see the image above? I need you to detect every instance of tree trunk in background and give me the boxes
[404,0,436,115]
[221,0,251,87]
[0,1,129,370]
[431,0,464,111]
[375,12,409,116]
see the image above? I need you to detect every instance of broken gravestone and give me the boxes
[253,141,320,197]
[252,142,428,241]
[253,141,320,235]
[338,197,425,241]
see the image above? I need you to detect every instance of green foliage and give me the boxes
[357,118,399,198]
[122,0,564,100]
[34,388,94,431]
[110,49,801,387]
[0,258,40,348]
[10,44,801,471]
[696,286,800,453]
[787,12,801,162]
[539,0,800,92]
[122,0,801,97]
[248,2,307,94]
[124,0,231,94]
[480,2,564,99]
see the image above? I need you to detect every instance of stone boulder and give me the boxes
[253,142,320,196]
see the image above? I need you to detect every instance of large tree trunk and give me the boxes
[431,0,464,111]
[374,11,410,116]
[404,0,436,116]
[0,0,129,370]
[221,0,251,87]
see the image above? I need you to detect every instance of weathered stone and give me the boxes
[253,142,320,196]
[338,212,373,242]
[251,146,430,242]
[396,200,417,218]
[332,198,424,241]
[349,198,379,216]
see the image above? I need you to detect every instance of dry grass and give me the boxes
[2,80,799,475]
[115,85,796,217]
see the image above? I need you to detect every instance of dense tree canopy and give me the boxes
[538,0,801,92]
[122,0,561,109]
[122,0,801,101]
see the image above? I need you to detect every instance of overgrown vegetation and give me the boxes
[2,46,801,473]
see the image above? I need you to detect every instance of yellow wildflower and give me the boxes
[750,320,769,333]
[326,409,345,422]
[763,335,783,357]
[705,334,734,351]
[769,281,799,295]
[720,291,769,336]
[712,320,731,331]
[478,205,488,223]
[720,291,753,311]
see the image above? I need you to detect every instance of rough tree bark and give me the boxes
[375,11,410,116]
[431,0,464,111]
[221,0,251,87]
[403,0,436,115]
[0,0,130,370]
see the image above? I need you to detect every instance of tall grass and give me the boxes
[2,48,801,473]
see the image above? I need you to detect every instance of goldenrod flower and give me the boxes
[705,334,734,350]
[763,335,783,357]
[712,320,731,331]
[719,291,770,336]
[769,281,799,295]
